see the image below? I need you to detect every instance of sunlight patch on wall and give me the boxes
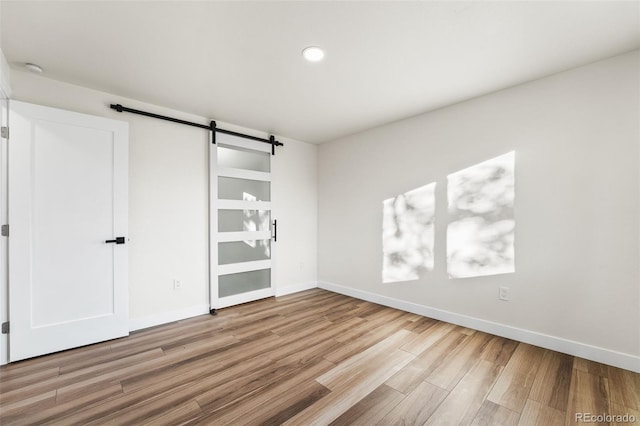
[382,182,436,283]
[447,151,515,279]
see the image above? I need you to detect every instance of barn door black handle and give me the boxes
[105,237,126,244]
[272,220,277,242]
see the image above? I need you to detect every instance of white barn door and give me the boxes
[210,133,275,309]
[9,100,129,362]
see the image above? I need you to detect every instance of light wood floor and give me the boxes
[1,289,638,425]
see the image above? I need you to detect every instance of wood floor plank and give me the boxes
[190,359,336,425]
[352,302,386,318]
[0,347,164,406]
[161,330,240,355]
[269,295,351,323]
[0,390,57,424]
[159,327,240,351]
[323,326,399,364]
[109,319,223,351]
[566,369,611,426]
[141,400,204,426]
[243,381,331,426]
[486,343,545,413]
[426,359,503,425]
[332,324,372,345]
[53,334,275,423]
[63,356,271,425]
[326,318,415,364]
[425,330,494,391]
[120,354,225,394]
[57,348,168,402]
[573,357,609,377]
[400,321,457,356]
[282,331,416,425]
[204,339,330,411]
[19,384,122,425]
[365,310,417,335]
[329,384,405,426]
[0,343,113,379]
[283,348,415,425]
[518,399,564,426]
[49,348,185,403]
[608,365,640,411]
[402,316,438,334]
[271,310,332,335]
[271,317,334,343]
[194,347,329,413]
[187,332,281,368]
[275,335,343,368]
[321,302,363,323]
[229,314,288,338]
[318,329,415,389]
[84,386,204,425]
[378,380,448,425]
[471,400,521,426]
[609,402,640,426]
[529,350,573,411]
[480,336,519,367]
[386,327,468,394]
[0,366,59,393]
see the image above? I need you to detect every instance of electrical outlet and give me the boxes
[174,279,182,290]
[499,286,509,301]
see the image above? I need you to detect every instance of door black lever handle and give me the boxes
[272,220,277,242]
[105,237,126,244]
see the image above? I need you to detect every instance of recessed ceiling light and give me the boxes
[25,63,43,74]
[302,46,324,63]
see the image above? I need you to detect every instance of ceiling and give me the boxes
[1,1,639,144]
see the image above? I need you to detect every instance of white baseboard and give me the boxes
[318,281,640,373]
[129,304,210,332]
[275,281,318,297]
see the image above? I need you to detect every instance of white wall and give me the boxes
[0,1,11,98]
[0,52,10,98]
[272,135,318,294]
[318,51,640,370]
[10,70,318,327]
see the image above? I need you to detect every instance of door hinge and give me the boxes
[0,224,7,237]
[1,322,8,334]
[1,126,8,139]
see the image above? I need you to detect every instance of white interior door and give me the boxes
[9,100,129,362]
[210,133,275,309]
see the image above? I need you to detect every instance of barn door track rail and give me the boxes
[109,104,283,155]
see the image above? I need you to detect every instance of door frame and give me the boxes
[0,93,9,366]
[0,47,11,365]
